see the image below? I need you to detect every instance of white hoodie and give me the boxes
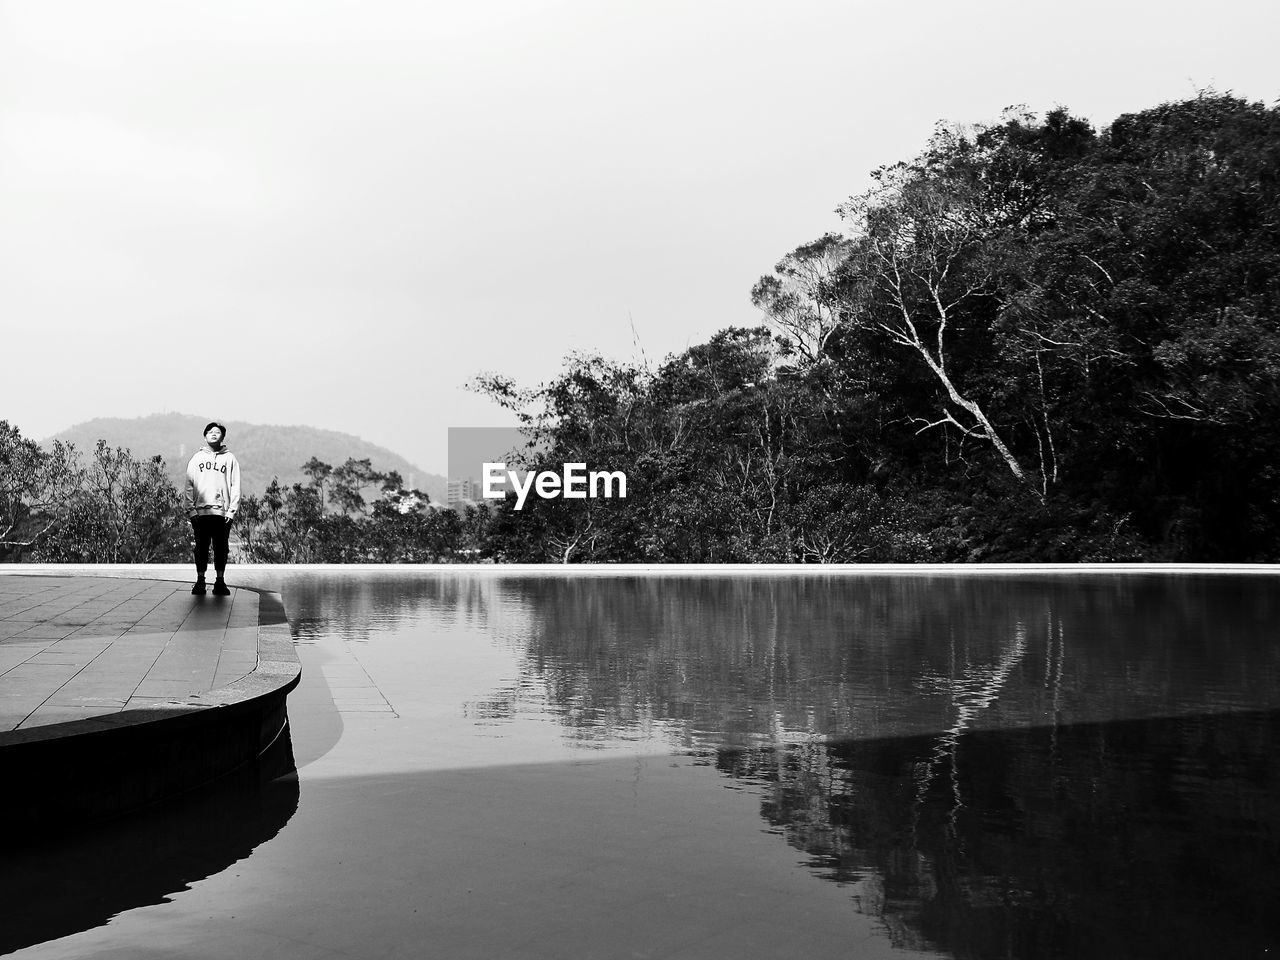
[184,444,241,520]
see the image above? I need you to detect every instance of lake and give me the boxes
[5,568,1279,959]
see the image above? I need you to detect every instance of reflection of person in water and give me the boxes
[184,421,241,596]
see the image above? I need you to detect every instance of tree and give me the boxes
[33,442,187,562]
[301,457,333,511]
[830,153,1046,498]
[329,458,380,516]
[750,234,852,364]
[237,479,324,562]
[0,421,81,560]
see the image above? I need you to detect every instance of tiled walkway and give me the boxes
[0,575,259,732]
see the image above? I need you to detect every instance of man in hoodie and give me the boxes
[184,421,241,596]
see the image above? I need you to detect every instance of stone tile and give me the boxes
[0,601,51,616]
[21,703,127,726]
[212,668,256,685]
[0,606,44,622]
[216,651,258,669]
[228,600,260,628]
[5,624,80,640]
[145,665,219,688]
[0,649,37,673]
[25,646,108,666]
[0,636,56,651]
[145,646,219,669]
[45,616,104,632]
[17,601,87,622]
[135,594,197,622]
[151,638,221,660]
[91,639,167,658]
[132,615,193,632]
[62,627,131,646]
[89,643,166,663]
[44,693,128,708]
[43,635,113,651]
[132,679,210,698]
[124,695,184,707]
[164,626,228,645]
[86,660,166,681]
[0,691,48,713]
[104,638,177,658]
[69,670,154,692]
[0,661,83,686]
[105,599,161,613]
[107,627,176,644]
[220,625,259,653]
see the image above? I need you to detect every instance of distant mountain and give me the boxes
[45,413,447,503]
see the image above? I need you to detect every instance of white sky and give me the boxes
[2,0,1277,474]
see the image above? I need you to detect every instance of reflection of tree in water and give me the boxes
[275,572,1280,747]
[480,574,1280,958]
[279,570,504,643]
[483,576,1046,749]
[913,616,1032,837]
[716,709,1280,959]
[488,574,1280,749]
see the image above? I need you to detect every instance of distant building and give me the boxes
[447,478,478,507]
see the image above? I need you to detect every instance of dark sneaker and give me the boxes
[191,579,207,596]
[212,580,231,596]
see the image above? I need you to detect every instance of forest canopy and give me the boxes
[475,93,1280,562]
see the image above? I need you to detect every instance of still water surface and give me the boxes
[6,570,1280,959]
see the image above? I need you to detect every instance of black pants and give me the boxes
[191,515,231,575]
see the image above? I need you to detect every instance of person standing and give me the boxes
[184,421,241,596]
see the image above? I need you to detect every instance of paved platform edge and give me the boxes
[0,579,301,830]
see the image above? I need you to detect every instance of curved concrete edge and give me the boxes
[0,585,301,831]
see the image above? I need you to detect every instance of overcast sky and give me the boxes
[2,1,1277,475]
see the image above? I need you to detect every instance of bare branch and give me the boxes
[1081,254,1114,286]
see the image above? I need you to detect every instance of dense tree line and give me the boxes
[475,93,1280,562]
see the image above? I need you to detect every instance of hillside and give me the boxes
[46,413,447,502]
